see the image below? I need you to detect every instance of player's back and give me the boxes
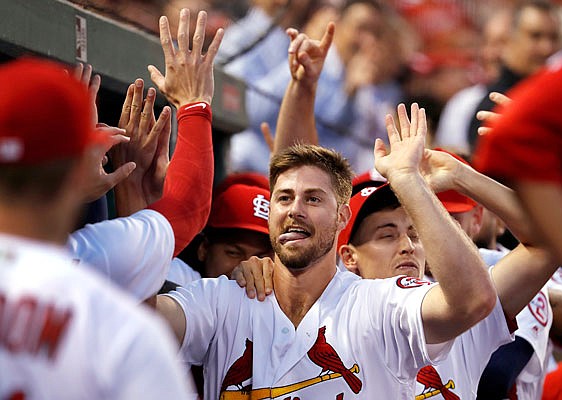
[0,233,194,399]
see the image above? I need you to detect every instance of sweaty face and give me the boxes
[347,207,425,279]
[200,231,273,278]
[269,166,341,271]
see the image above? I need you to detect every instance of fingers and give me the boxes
[105,161,137,190]
[205,27,224,63]
[119,84,135,128]
[260,122,274,152]
[242,264,256,299]
[319,22,335,53]
[478,126,493,136]
[89,74,101,101]
[139,87,156,135]
[286,28,298,41]
[489,91,511,106]
[231,265,247,288]
[263,259,274,297]
[159,16,176,65]
[176,8,190,53]
[476,110,499,124]
[288,33,307,55]
[129,79,145,133]
[191,11,207,56]
[374,137,388,161]
[385,114,400,145]
[147,65,165,92]
[397,103,410,139]
[409,103,419,138]
[81,64,93,86]
[418,108,427,139]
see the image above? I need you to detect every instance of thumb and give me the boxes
[106,162,136,190]
[374,138,387,160]
[148,65,165,91]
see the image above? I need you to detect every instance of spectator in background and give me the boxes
[229,0,406,175]
[216,0,319,82]
[434,7,512,156]
[468,0,560,152]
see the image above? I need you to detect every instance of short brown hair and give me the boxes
[269,144,353,206]
[0,158,77,204]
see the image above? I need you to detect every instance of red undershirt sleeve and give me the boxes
[149,102,213,257]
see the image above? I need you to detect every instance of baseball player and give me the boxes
[154,96,500,398]
[233,18,555,400]
[473,61,562,264]
[169,183,272,286]
[333,146,554,399]
[67,8,224,301]
[0,58,196,399]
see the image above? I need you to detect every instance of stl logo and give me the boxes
[396,276,432,289]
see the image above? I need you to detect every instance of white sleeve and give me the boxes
[93,289,198,399]
[68,209,174,301]
[164,276,241,365]
[515,287,552,380]
[167,258,202,287]
[363,277,454,378]
[462,295,513,380]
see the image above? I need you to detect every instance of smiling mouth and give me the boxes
[279,227,311,245]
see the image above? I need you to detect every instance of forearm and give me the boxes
[114,179,149,217]
[149,104,213,256]
[455,163,532,244]
[274,79,318,154]
[392,173,494,312]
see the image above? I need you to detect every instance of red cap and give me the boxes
[337,183,399,250]
[207,184,270,235]
[352,167,387,195]
[433,148,477,213]
[213,172,270,199]
[0,58,100,165]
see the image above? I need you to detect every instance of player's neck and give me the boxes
[272,254,337,328]
[0,203,73,245]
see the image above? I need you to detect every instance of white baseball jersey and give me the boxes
[0,233,196,400]
[166,270,453,399]
[167,258,202,287]
[483,248,553,400]
[414,294,512,399]
[68,209,174,300]
[513,287,552,400]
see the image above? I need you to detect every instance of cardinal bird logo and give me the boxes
[221,338,253,392]
[416,366,459,400]
[307,326,362,394]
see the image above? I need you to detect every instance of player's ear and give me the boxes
[339,244,360,275]
[197,236,210,263]
[337,203,352,232]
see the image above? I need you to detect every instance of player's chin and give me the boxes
[395,265,419,278]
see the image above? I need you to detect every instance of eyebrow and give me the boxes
[273,188,328,196]
[375,223,398,231]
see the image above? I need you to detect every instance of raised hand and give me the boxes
[111,79,172,215]
[286,22,335,89]
[419,149,464,194]
[374,103,427,183]
[476,92,512,136]
[74,63,101,126]
[80,126,135,203]
[148,9,224,108]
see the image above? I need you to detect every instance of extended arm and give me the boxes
[375,104,496,344]
[272,23,334,153]
[146,9,224,256]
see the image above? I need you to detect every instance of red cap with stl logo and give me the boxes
[207,184,270,235]
[0,58,102,165]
